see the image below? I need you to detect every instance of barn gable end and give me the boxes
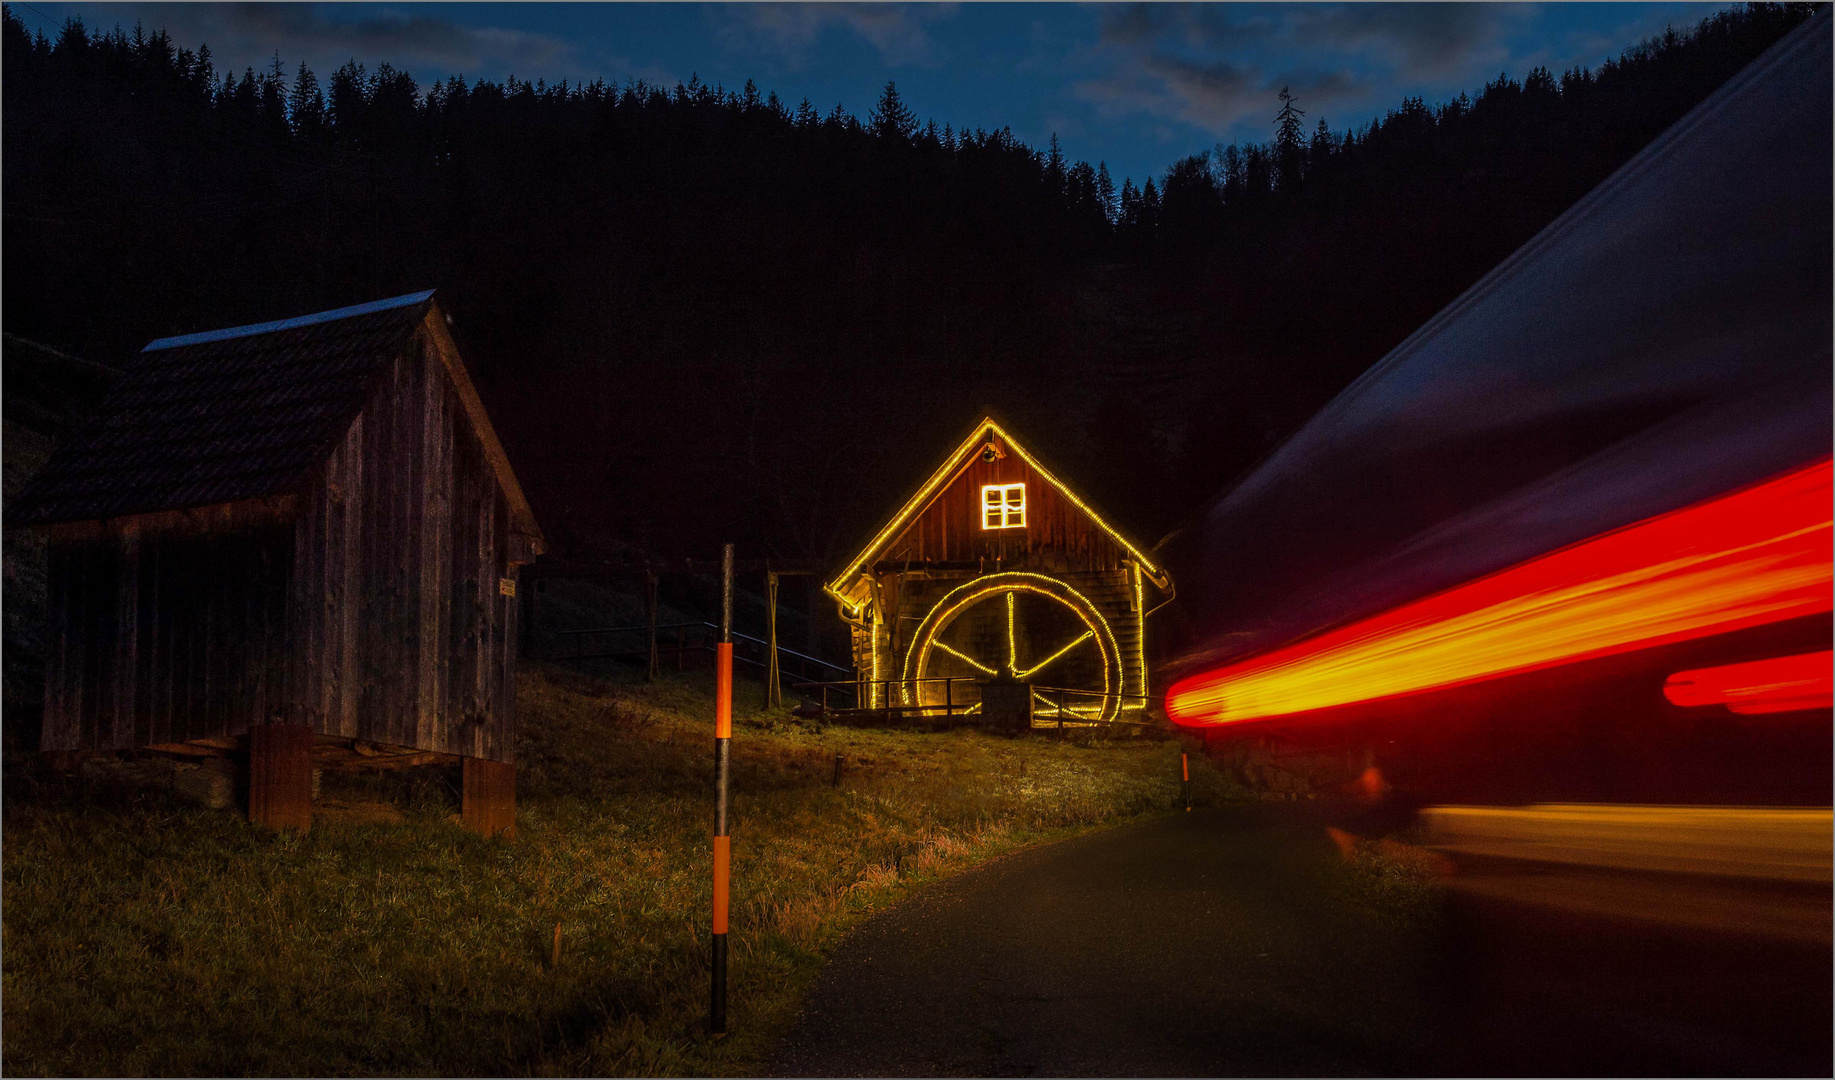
[287,317,534,761]
[17,291,542,828]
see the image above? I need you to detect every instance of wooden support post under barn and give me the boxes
[766,569,782,707]
[646,570,661,682]
[462,756,517,839]
[248,722,314,830]
[15,290,545,835]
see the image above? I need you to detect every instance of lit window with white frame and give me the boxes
[981,483,1026,529]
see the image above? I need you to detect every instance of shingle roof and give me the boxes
[11,291,435,525]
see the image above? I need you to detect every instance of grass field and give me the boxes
[1,661,1239,1076]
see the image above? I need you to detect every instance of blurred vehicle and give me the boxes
[1159,7,1830,810]
[1157,13,1831,1074]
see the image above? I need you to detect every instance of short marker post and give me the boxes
[711,543,734,1036]
[1182,752,1192,811]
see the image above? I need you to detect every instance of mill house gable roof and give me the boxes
[824,415,1166,609]
[13,290,542,545]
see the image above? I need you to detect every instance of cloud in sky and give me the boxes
[22,1,1732,185]
[57,2,595,81]
[716,2,957,70]
[1278,3,1526,78]
[1080,2,1537,135]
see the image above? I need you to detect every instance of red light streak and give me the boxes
[1664,651,1833,714]
[1167,459,1833,727]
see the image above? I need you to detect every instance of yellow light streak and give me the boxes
[1015,631,1093,680]
[1421,804,1833,883]
[1167,459,1832,726]
[1420,804,1834,943]
[1175,533,1828,723]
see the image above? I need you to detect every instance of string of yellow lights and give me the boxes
[1015,631,1093,680]
[1031,690,1106,716]
[822,418,1162,606]
[1130,561,1147,701]
[824,418,1169,726]
[991,423,1162,574]
[900,572,1123,720]
[869,608,883,709]
[1006,591,1019,675]
[934,640,997,675]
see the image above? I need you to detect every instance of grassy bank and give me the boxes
[1,662,1238,1076]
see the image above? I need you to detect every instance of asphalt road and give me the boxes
[770,808,1446,1077]
[769,806,1832,1078]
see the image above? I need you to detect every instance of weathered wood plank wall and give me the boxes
[41,500,294,751]
[289,326,518,762]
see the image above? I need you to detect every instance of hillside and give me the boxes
[0,4,1815,563]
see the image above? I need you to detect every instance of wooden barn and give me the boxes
[13,290,542,834]
[824,416,1172,724]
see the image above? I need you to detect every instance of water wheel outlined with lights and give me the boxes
[901,572,1126,721]
[824,417,1172,729]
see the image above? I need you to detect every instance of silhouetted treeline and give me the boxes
[1,3,1816,564]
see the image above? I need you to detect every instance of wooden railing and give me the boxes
[788,679,1167,736]
[789,676,977,715]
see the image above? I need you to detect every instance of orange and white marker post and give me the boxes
[1182,752,1191,811]
[711,543,734,1035]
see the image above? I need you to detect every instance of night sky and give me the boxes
[22,2,1729,190]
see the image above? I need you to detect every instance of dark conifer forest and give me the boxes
[1,3,1817,563]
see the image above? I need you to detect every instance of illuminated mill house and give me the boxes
[825,416,1173,722]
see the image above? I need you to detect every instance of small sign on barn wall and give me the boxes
[499,577,516,597]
